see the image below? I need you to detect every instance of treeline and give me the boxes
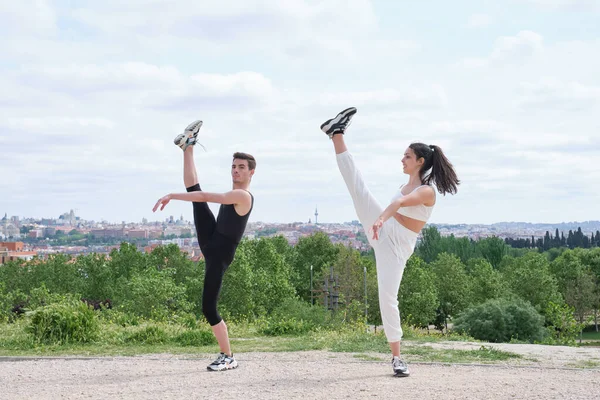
[1,227,599,345]
[505,228,600,250]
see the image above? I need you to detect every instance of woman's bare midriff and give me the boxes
[393,213,425,233]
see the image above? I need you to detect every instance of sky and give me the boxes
[1,0,599,225]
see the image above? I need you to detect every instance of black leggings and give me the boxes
[187,184,238,326]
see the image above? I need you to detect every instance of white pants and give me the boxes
[337,151,418,342]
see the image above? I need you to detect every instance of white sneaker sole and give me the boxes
[174,119,203,150]
[207,360,238,372]
[320,107,357,136]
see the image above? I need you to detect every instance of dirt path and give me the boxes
[1,344,599,399]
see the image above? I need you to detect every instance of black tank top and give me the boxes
[216,192,254,244]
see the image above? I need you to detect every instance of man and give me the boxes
[153,120,255,371]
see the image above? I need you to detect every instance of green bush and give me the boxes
[124,325,169,344]
[270,297,329,326]
[0,286,28,323]
[453,298,546,343]
[26,300,99,344]
[99,309,142,327]
[543,302,587,346]
[169,312,200,329]
[174,329,216,346]
[119,269,192,320]
[329,329,388,352]
[257,297,335,336]
[258,317,314,336]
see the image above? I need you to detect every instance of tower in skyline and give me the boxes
[314,206,318,225]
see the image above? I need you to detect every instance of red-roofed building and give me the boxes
[0,242,38,264]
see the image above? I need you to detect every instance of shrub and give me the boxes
[27,300,99,344]
[124,325,168,344]
[174,329,216,346]
[258,317,314,336]
[453,298,546,343]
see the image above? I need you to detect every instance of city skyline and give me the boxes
[1,1,599,225]
[3,209,600,229]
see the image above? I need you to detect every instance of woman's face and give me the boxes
[402,147,423,175]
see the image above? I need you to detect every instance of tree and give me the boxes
[476,237,509,269]
[76,253,114,301]
[291,232,339,301]
[250,238,296,316]
[219,240,255,318]
[564,271,597,329]
[501,252,562,315]
[544,302,586,345]
[329,245,366,307]
[416,226,443,263]
[399,256,438,329]
[467,258,507,305]
[554,248,600,332]
[417,227,478,264]
[575,227,584,248]
[567,230,574,249]
[430,253,471,332]
[544,231,551,251]
[550,249,589,294]
[445,236,477,264]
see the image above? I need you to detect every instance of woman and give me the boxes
[320,107,459,377]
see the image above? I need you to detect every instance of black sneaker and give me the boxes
[392,356,410,377]
[174,120,203,151]
[320,107,357,138]
[207,352,238,372]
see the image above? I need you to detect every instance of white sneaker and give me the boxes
[320,107,357,138]
[392,356,410,377]
[207,352,238,372]
[174,120,203,150]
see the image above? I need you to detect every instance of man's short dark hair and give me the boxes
[232,152,256,170]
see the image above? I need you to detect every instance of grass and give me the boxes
[353,353,384,361]
[404,345,522,363]
[582,331,600,341]
[577,330,600,347]
[567,359,600,369]
[0,319,525,366]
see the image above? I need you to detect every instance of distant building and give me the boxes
[0,242,37,264]
[90,228,126,238]
[1,213,20,238]
[128,229,149,239]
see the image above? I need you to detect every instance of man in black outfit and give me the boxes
[153,120,255,371]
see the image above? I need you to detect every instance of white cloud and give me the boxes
[19,63,184,93]
[15,63,278,112]
[0,1,57,36]
[467,13,492,28]
[518,0,600,11]
[1,2,599,225]
[516,78,600,111]
[70,0,378,36]
[4,117,115,132]
[461,31,543,68]
[67,0,379,60]
[317,86,448,109]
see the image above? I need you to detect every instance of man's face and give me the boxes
[231,159,254,184]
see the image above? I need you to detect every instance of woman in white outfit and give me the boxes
[320,107,459,377]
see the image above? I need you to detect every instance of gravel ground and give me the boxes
[1,344,599,400]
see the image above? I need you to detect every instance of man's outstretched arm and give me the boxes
[153,189,251,212]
